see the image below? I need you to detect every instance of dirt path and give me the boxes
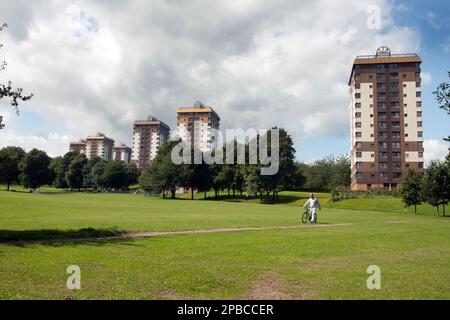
[1,223,355,245]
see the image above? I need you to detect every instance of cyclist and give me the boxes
[303,193,321,223]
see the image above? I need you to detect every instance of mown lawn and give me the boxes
[0,190,449,299]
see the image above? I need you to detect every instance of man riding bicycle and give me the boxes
[303,193,321,223]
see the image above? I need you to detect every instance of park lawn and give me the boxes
[0,190,449,299]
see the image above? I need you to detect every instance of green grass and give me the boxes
[0,190,449,299]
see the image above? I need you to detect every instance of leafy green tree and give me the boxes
[51,151,79,188]
[0,23,33,130]
[0,146,25,190]
[82,156,102,189]
[91,160,107,190]
[125,163,140,187]
[139,140,182,198]
[102,160,128,190]
[400,169,423,214]
[65,154,87,191]
[422,161,450,216]
[19,149,51,190]
[433,71,450,141]
[48,156,63,187]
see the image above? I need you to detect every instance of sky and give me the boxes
[0,0,449,163]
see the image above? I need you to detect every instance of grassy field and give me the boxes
[0,189,449,299]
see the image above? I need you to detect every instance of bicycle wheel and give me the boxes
[302,212,309,224]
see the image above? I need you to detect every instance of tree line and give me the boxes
[0,147,140,191]
[401,160,450,216]
[139,128,351,201]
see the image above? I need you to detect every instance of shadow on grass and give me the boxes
[0,227,133,247]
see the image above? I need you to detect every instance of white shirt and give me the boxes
[303,197,320,210]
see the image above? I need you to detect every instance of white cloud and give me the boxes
[424,139,449,165]
[0,0,422,157]
[421,71,432,86]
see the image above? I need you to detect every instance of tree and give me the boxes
[125,163,140,187]
[400,169,423,214]
[82,156,102,189]
[139,140,182,198]
[91,160,107,190]
[433,71,450,141]
[65,154,87,191]
[0,146,25,190]
[422,161,450,216]
[19,149,51,190]
[0,23,33,130]
[102,160,128,190]
[51,151,79,188]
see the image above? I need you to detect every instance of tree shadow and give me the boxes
[0,227,139,247]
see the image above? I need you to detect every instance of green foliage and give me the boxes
[299,154,351,192]
[0,23,33,130]
[65,154,87,190]
[432,71,450,141]
[19,149,52,190]
[0,146,25,190]
[422,161,449,216]
[331,189,401,202]
[102,160,129,189]
[400,169,423,213]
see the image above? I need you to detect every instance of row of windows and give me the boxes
[355,131,423,138]
[354,91,421,99]
[356,101,422,109]
[355,63,420,71]
[355,72,421,81]
[355,172,402,179]
[355,141,423,148]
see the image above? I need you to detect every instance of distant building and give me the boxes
[85,133,115,160]
[69,140,86,154]
[349,46,424,190]
[131,116,170,169]
[177,101,220,152]
[113,144,132,163]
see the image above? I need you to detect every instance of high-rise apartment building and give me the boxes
[113,144,132,163]
[349,46,424,190]
[85,133,115,160]
[131,116,170,169]
[177,101,220,152]
[69,140,86,154]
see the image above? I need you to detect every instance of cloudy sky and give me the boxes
[0,0,449,163]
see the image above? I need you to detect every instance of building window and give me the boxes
[356,132,362,138]
[355,93,361,99]
[417,121,422,127]
[417,111,422,117]
[419,152,424,158]
[416,82,420,88]
[393,162,401,168]
[378,122,387,128]
[378,102,386,109]
[418,131,423,138]
[356,142,362,148]
[389,64,397,69]
[393,152,401,158]
[379,152,388,158]
[419,162,424,168]
[418,142,423,148]
[378,142,387,148]
[379,162,388,169]
[355,83,361,89]
[377,73,385,80]
[379,173,388,179]
[356,162,362,168]
[415,72,421,78]
[355,102,361,108]
[355,122,362,128]
[417,101,422,108]
[392,121,400,128]
[355,74,361,81]
[377,82,386,89]
[378,112,387,117]
[356,152,362,158]
[393,172,402,179]
[391,112,400,117]
[392,142,401,148]
[355,112,361,118]
[416,91,421,97]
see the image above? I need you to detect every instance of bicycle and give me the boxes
[301,208,317,224]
